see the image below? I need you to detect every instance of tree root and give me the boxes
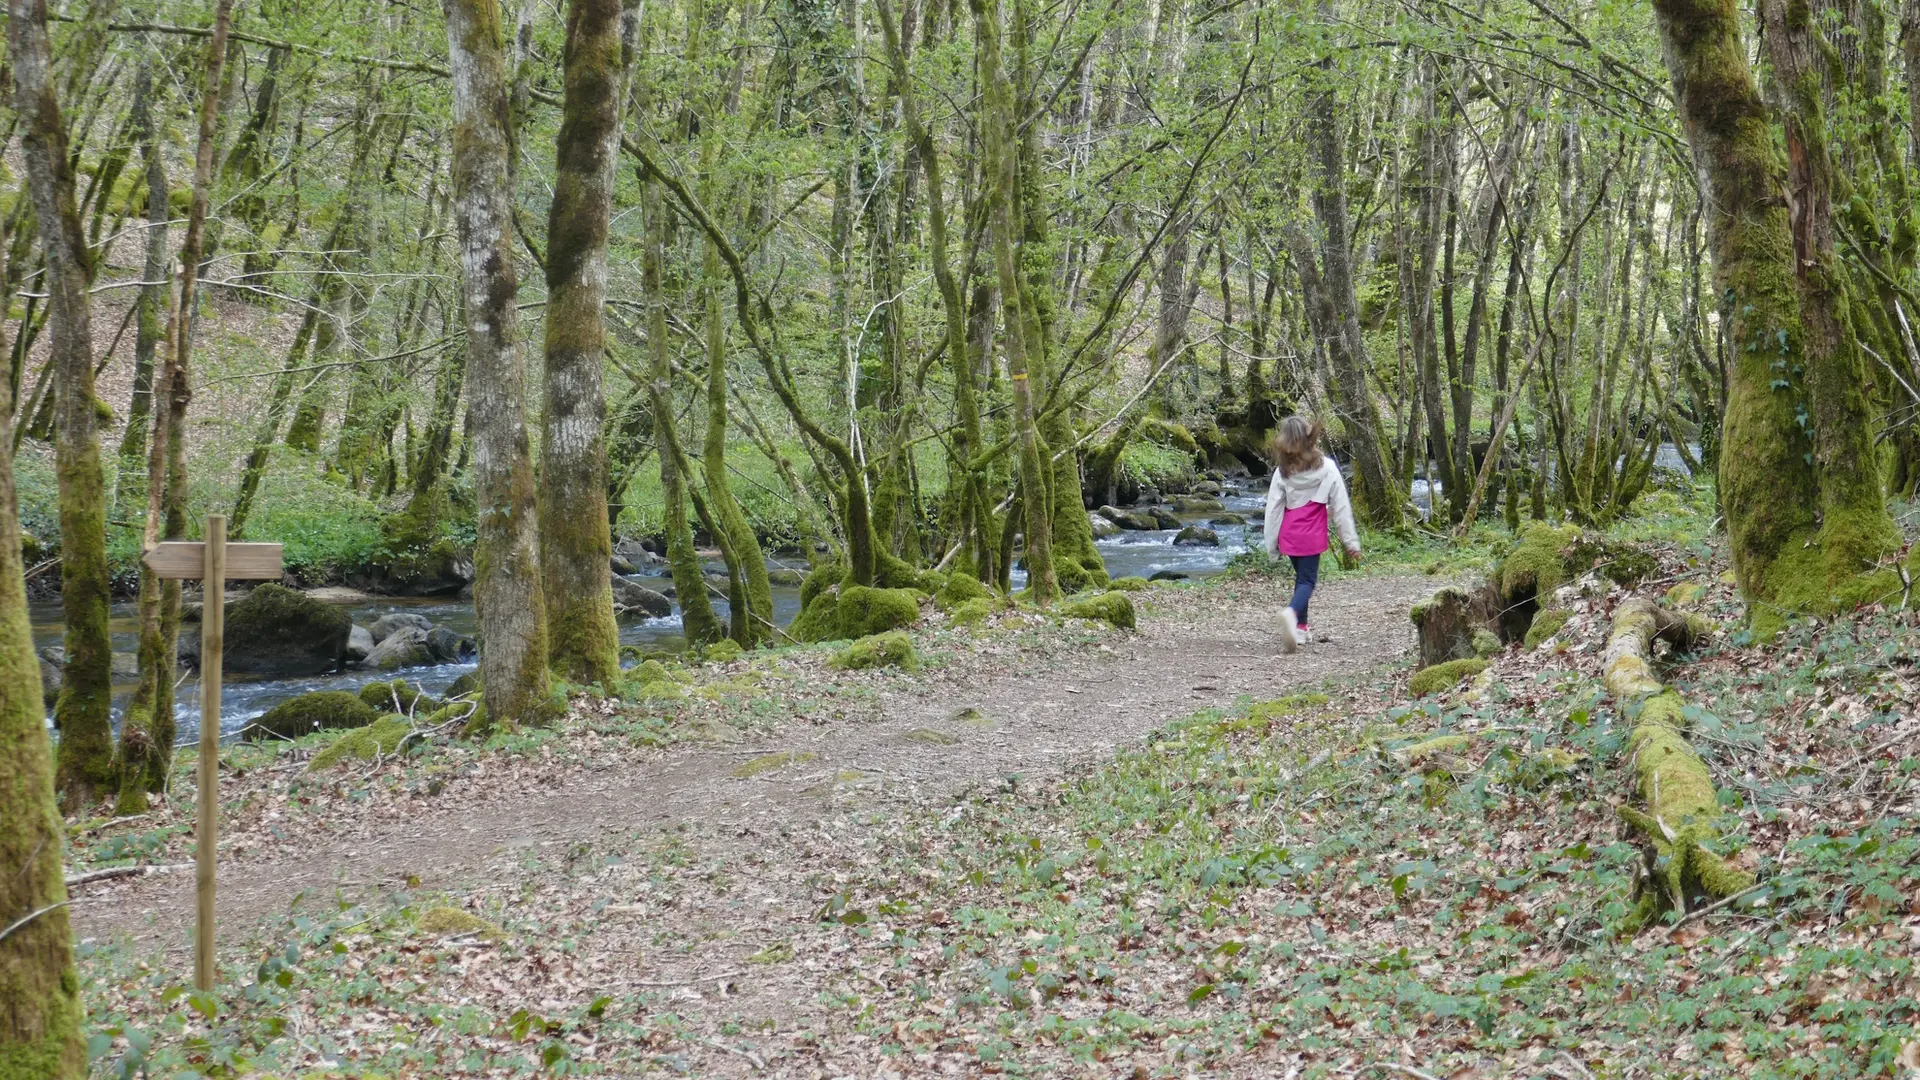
[1603,600,1751,931]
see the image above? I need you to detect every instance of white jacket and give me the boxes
[1263,455,1360,558]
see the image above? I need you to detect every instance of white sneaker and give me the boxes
[1296,623,1313,646]
[1279,607,1298,655]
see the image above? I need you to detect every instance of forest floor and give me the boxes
[64,497,1920,1078]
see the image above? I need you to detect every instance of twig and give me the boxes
[700,1037,768,1070]
[0,899,87,943]
[1371,1064,1443,1080]
[65,863,189,888]
[633,969,747,988]
[1665,880,1768,935]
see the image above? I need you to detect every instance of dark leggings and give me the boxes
[1288,553,1320,624]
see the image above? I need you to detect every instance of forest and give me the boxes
[4,0,1920,1071]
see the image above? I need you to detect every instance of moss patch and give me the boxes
[947,597,996,627]
[1497,523,1583,604]
[731,751,818,778]
[309,716,412,770]
[904,727,960,745]
[415,905,500,939]
[1106,576,1150,592]
[935,572,994,612]
[830,631,920,672]
[359,680,434,714]
[1471,629,1502,658]
[1523,608,1572,649]
[1061,590,1135,630]
[837,586,921,638]
[703,639,744,664]
[1409,658,1488,698]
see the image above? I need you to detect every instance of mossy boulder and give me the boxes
[368,612,432,643]
[445,670,482,699]
[1173,525,1220,547]
[838,586,920,638]
[1062,591,1135,630]
[935,572,994,612]
[359,680,435,714]
[308,716,413,770]
[1409,658,1488,698]
[1172,496,1225,513]
[1523,608,1572,649]
[222,583,354,676]
[365,626,434,671]
[704,639,744,664]
[1107,576,1150,591]
[611,576,674,619]
[244,690,379,741]
[1096,505,1158,531]
[830,631,920,671]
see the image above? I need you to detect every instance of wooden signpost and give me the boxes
[143,516,283,991]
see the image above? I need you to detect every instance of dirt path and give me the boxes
[76,573,1437,954]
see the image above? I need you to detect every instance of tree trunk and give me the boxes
[1298,25,1400,529]
[1652,0,1894,633]
[444,0,553,730]
[642,174,723,647]
[115,65,167,480]
[538,0,624,685]
[1755,0,1901,610]
[876,0,985,578]
[975,0,1057,602]
[0,325,85,1078]
[13,0,114,811]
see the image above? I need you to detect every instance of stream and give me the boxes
[29,484,1271,743]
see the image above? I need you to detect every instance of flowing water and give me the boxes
[32,443,1701,740]
[27,483,1267,742]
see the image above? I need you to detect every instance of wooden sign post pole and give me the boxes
[195,515,225,991]
[142,517,280,993]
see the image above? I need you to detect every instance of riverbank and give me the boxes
[30,474,1289,736]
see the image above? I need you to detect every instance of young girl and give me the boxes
[1263,416,1362,653]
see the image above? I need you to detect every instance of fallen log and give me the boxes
[1603,598,1750,928]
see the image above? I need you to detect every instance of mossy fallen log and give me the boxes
[1603,598,1750,929]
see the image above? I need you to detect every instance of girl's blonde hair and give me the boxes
[1267,415,1325,476]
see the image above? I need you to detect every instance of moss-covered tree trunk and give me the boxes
[642,173,723,646]
[701,233,775,646]
[974,0,1057,603]
[1756,0,1900,600]
[538,0,624,686]
[1652,0,1896,634]
[12,0,114,810]
[877,0,986,578]
[444,0,553,731]
[0,334,85,1079]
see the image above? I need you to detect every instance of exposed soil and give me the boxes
[75,572,1444,1073]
